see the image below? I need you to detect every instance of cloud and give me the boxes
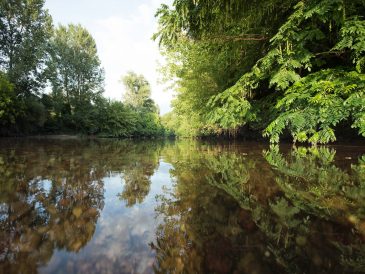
[92,1,174,114]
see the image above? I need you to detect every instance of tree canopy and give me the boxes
[0,1,164,138]
[1,0,365,143]
[157,0,365,144]
[0,0,52,94]
[122,71,152,109]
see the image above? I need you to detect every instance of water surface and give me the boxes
[0,138,365,273]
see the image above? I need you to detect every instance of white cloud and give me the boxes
[92,1,174,114]
[45,0,174,114]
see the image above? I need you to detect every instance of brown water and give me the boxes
[0,138,365,274]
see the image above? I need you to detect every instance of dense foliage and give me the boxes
[2,0,365,141]
[0,0,163,137]
[157,0,365,143]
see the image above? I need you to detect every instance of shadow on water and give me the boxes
[0,138,364,273]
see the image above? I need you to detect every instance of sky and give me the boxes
[45,0,173,114]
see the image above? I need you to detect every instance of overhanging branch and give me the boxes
[206,34,268,42]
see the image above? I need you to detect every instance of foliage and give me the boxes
[264,69,365,144]
[334,17,365,73]
[155,0,365,143]
[98,100,136,138]
[0,0,165,138]
[0,0,54,134]
[122,72,151,109]
[0,73,18,127]
[46,24,105,132]
[0,0,52,94]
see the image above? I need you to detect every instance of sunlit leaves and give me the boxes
[334,17,365,73]
[206,87,252,131]
[0,73,19,126]
[0,0,52,93]
[264,69,365,144]
[47,24,104,109]
[121,72,152,109]
[156,0,365,143]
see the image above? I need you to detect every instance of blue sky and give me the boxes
[45,0,173,114]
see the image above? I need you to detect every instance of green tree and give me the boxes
[119,72,164,137]
[155,0,365,143]
[99,100,137,138]
[121,71,152,109]
[154,0,296,137]
[0,0,52,94]
[0,73,22,135]
[47,24,104,132]
[0,0,52,134]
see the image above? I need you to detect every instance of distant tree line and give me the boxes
[0,0,164,137]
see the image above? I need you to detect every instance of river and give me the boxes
[0,138,364,273]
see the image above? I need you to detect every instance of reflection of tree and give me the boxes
[0,140,106,273]
[2,139,365,273]
[262,146,365,273]
[118,141,161,207]
[264,146,365,230]
[152,142,365,274]
[152,142,277,274]
[120,170,152,207]
[0,138,162,273]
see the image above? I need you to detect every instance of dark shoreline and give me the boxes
[1,134,365,148]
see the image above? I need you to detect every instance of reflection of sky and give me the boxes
[40,161,174,274]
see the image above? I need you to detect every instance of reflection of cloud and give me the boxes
[93,2,174,114]
[42,173,164,273]
[150,162,174,193]
[40,158,175,273]
[93,176,155,259]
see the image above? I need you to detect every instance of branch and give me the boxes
[206,34,268,42]
[315,50,346,56]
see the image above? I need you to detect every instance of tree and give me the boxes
[121,72,152,109]
[47,24,104,131]
[0,73,19,129]
[0,0,52,95]
[99,100,137,138]
[154,0,297,137]
[155,0,365,143]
